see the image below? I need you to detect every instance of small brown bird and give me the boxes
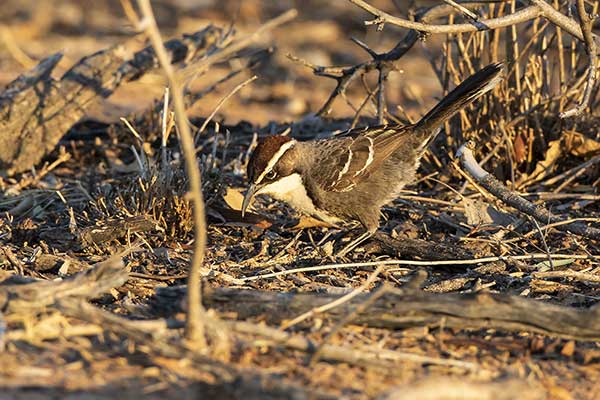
[242,63,504,253]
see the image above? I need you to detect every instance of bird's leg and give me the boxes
[336,229,374,258]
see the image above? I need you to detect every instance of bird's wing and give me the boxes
[315,125,411,192]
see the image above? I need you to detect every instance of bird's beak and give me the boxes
[241,183,260,218]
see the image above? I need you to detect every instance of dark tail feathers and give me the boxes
[416,62,504,132]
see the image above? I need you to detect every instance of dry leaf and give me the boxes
[513,131,527,164]
[289,215,336,230]
[563,130,600,157]
[560,340,575,357]
[462,198,513,226]
[518,137,562,185]
[518,130,600,186]
[223,187,245,211]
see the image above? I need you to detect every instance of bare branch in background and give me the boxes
[297,0,598,124]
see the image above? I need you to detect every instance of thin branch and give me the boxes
[198,75,257,134]
[456,142,600,240]
[349,0,585,39]
[135,0,209,348]
[533,269,600,283]
[280,264,385,330]
[230,320,479,370]
[241,253,597,282]
[442,0,481,21]
[348,0,543,33]
[177,9,297,83]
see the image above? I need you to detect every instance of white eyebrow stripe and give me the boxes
[354,136,374,177]
[255,140,296,184]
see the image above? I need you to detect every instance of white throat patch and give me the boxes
[255,140,296,184]
[256,173,342,225]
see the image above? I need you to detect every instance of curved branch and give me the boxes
[350,0,542,33]
[349,0,585,41]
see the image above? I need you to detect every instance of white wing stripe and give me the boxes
[335,149,353,185]
[354,136,374,177]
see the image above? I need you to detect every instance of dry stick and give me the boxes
[241,253,597,282]
[553,156,600,193]
[532,269,600,283]
[200,286,600,340]
[522,218,600,238]
[350,0,584,39]
[544,153,600,186]
[230,320,479,370]
[280,264,385,330]
[559,0,598,118]
[177,9,297,84]
[309,283,396,366]
[456,142,600,240]
[533,269,600,283]
[530,216,554,269]
[0,257,127,313]
[198,75,257,134]
[442,0,481,21]
[135,0,208,348]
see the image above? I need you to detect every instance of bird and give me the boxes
[241,63,504,255]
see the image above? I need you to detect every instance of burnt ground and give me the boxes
[0,1,599,399]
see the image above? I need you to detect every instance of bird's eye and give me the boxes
[265,170,277,180]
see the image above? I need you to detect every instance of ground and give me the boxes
[0,1,599,399]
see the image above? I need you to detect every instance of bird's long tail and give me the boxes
[415,62,504,144]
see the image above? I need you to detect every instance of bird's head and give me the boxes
[242,135,300,217]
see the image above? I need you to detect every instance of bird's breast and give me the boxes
[256,173,342,224]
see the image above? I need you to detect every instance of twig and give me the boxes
[310,282,397,365]
[177,9,298,83]
[0,26,36,69]
[456,142,600,240]
[350,0,584,38]
[532,269,600,283]
[543,153,600,186]
[280,264,385,330]
[198,75,257,134]
[231,320,479,370]
[241,253,597,282]
[559,0,598,118]
[135,0,209,349]
[442,0,481,21]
